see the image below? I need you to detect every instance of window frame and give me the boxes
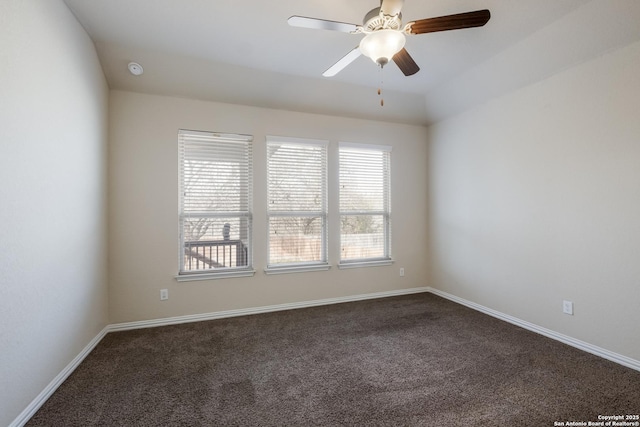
[265,135,330,275]
[338,142,393,269]
[176,129,255,281]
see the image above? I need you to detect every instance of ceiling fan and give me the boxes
[288,0,490,77]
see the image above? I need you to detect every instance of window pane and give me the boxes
[269,216,324,265]
[339,148,387,212]
[182,216,250,271]
[182,137,251,214]
[340,215,386,261]
[268,143,325,212]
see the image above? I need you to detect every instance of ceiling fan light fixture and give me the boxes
[359,29,406,67]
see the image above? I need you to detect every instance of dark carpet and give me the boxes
[27,293,640,426]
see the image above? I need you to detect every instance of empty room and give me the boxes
[1,0,640,426]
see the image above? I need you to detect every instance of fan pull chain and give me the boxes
[378,65,384,107]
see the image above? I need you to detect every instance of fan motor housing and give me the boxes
[363,7,402,31]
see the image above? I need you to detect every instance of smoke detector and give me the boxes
[127,62,144,76]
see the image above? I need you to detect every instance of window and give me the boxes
[266,136,328,273]
[339,143,392,267]
[177,130,254,280]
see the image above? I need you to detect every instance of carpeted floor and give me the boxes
[27,293,640,426]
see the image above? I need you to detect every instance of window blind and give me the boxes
[178,130,253,274]
[266,136,328,267]
[339,143,391,263]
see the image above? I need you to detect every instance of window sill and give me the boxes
[175,269,256,282]
[338,259,394,269]
[264,264,331,275]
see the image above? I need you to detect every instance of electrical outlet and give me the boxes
[562,300,573,315]
[160,289,169,301]
[400,268,405,277]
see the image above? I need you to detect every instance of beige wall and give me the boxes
[0,0,109,425]
[108,91,429,323]
[428,40,640,361]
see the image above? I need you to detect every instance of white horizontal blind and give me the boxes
[178,130,253,273]
[267,136,328,267]
[339,143,391,262]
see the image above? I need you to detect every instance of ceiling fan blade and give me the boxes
[288,16,359,33]
[323,47,362,77]
[380,0,404,17]
[393,48,420,76]
[408,9,490,34]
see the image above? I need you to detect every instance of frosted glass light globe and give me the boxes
[359,29,406,67]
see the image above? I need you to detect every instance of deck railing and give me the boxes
[184,239,247,270]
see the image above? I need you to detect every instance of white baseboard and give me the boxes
[9,326,110,427]
[11,287,430,427]
[427,287,640,372]
[109,287,432,332]
[13,285,640,427]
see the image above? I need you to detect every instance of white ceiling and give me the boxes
[63,0,640,126]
